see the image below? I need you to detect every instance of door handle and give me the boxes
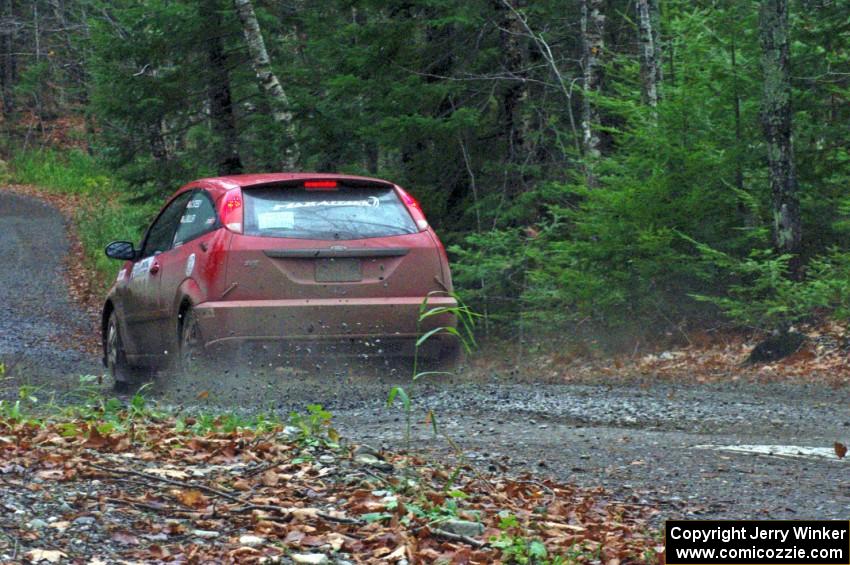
[149,262,161,275]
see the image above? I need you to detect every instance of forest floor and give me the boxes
[3,187,850,562]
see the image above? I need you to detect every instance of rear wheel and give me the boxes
[178,307,207,375]
[106,312,144,393]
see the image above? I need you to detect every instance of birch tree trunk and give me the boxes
[581,0,605,185]
[759,0,801,271]
[637,0,660,109]
[233,0,299,169]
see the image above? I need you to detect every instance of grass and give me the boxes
[0,375,340,446]
[9,148,157,291]
[11,148,111,194]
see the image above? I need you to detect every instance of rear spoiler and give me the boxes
[243,178,396,190]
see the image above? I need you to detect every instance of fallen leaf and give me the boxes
[383,546,407,560]
[148,467,190,479]
[173,489,209,508]
[84,425,110,449]
[111,531,140,545]
[835,442,847,459]
[25,549,67,563]
[35,469,64,481]
[262,469,280,486]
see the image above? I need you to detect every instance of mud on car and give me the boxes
[102,173,459,390]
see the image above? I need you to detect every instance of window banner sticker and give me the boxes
[187,199,204,209]
[272,196,380,210]
[180,213,196,224]
[131,257,153,279]
[258,211,295,230]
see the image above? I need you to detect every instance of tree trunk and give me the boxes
[581,0,605,183]
[730,34,743,192]
[205,0,242,175]
[232,0,299,169]
[650,0,662,85]
[486,0,529,195]
[496,0,529,176]
[759,0,801,271]
[0,0,16,116]
[637,0,660,109]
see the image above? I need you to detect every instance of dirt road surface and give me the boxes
[3,190,849,526]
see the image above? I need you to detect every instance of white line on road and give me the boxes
[694,444,847,462]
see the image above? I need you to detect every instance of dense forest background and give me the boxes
[1,0,849,350]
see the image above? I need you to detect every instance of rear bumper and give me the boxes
[194,296,458,357]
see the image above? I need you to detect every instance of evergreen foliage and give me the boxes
[2,0,850,346]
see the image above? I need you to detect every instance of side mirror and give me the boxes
[105,241,137,261]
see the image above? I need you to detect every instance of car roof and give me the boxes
[189,173,396,192]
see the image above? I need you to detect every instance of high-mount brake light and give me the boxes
[395,186,429,231]
[221,190,243,233]
[304,180,338,190]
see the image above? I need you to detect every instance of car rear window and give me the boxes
[242,185,418,240]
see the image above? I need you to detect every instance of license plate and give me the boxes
[315,258,362,282]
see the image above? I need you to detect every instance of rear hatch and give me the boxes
[223,180,446,303]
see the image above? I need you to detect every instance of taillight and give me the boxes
[304,180,338,190]
[395,186,429,231]
[220,189,243,233]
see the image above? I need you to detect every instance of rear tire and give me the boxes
[106,312,144,393]
[178,307,207,375]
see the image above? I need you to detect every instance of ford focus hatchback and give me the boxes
[101,173,459,390]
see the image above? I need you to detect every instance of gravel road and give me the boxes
[0,192,99,385]
[3,189,849,526]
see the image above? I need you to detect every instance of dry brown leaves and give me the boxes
[474,321,850,387]
[0,417,658,563]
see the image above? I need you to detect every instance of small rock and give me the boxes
[439,519,485,538]
[291,553,329,565]
[27,518,48,530]
[192,529,220,539]
[239,534,265,547]
[354,453,393,471]
[352,444,380,458]
[318,455,335,464]
[73,516,96,526]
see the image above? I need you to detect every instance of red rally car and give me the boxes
[101,173,459,390]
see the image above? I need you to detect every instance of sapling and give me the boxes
[387,290,478,450]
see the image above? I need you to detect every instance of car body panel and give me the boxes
[102,173,457,370]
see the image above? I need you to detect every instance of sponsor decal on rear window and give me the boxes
[271,197,380,210]
[257,211,295,230]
